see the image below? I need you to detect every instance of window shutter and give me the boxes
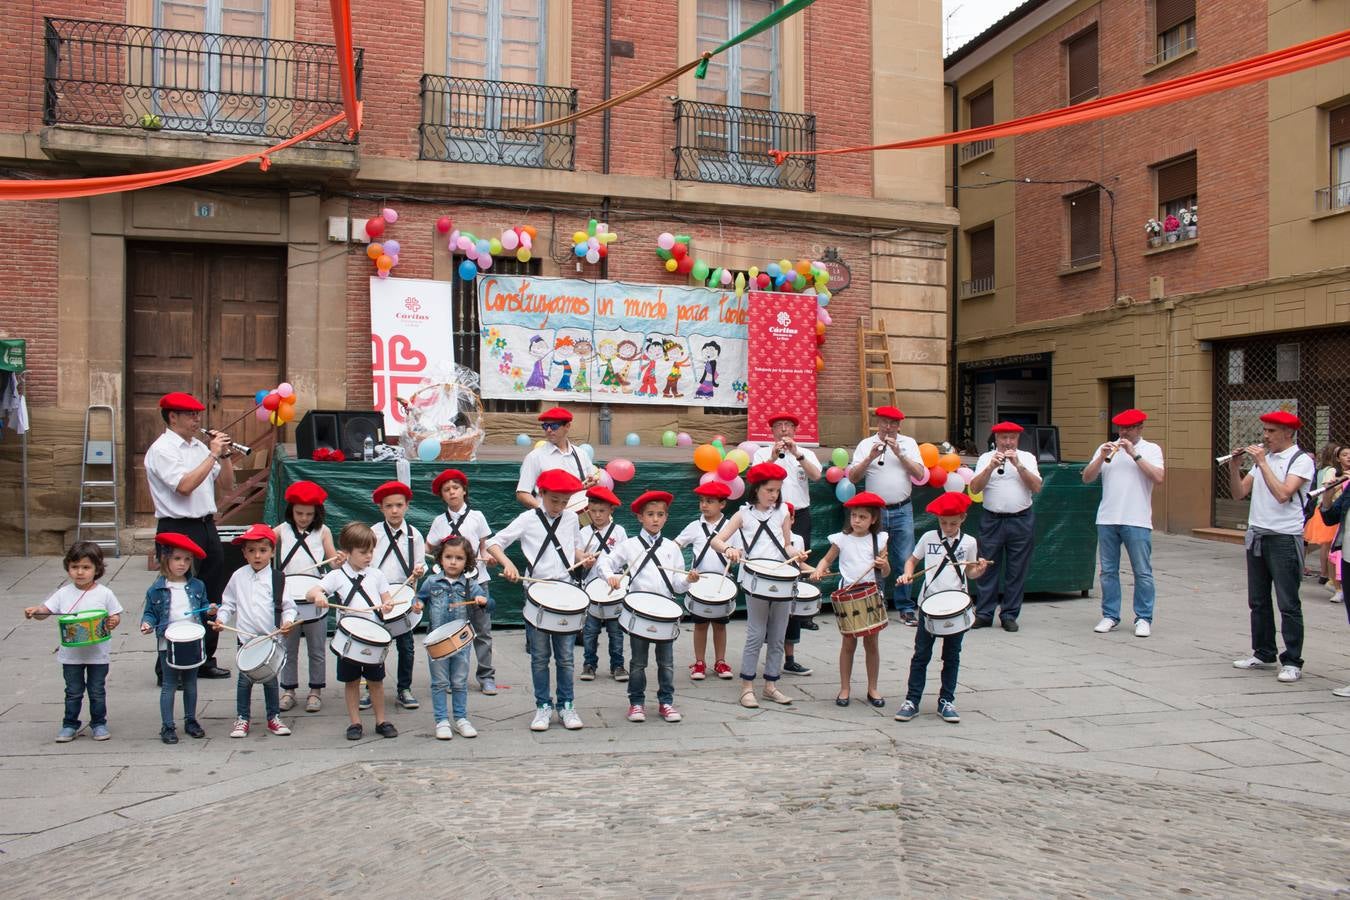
[1155,0,1195,35]
[968,89,994,129]
[1067,28,1098,104]
[1156,155,1197,204]
[1331,105,1350,146]
[1067,189,1100,263]
[968,226,995,281]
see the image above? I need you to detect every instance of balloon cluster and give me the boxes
[364,208,401,279]
[916,443,979,499]
[690,434,755,500]
[821,447,857,501]
[255,382,300,427]
[450,223,540,281]
[572,219,618,266]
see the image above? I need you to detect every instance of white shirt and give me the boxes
[577,520,628,585]
[274,522,328,575]
[515,441,596,495]
[490,508,581,580]
[1248,445,1315,535]
[851,434,922,505]
[371,519,425,587]
[144,429,220,519]
[157,581,194,651]
[912,529,978,598]
[735,505,791,588]
[44,583,124,665]
[751,446,813,507]
[597,531,692,596]
[829,531,889,586]
[675,516,738,574]
[318,564,394,622]
[425,505,493,585]
[219,565,297,638]
[1095,438,1164,529]
[976,450,1039,514]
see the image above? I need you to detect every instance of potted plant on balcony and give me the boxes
[1179,205,1197,240]
[1163,214,1181,243]
[1145,218,1163,248]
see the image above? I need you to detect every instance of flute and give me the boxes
[1215,449,1245,465]
[1102,442,1119,464]
[1310,474,1350,498]
[202,429,253,457]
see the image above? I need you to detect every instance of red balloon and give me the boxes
[757,273,771,288]
[671,242,687,260]
[816,333,826,345]
[262,392,281,411]
[825,465,844,484]
[928,465,948,488]
[436,216,452,234]
[606,458,636,483]
[365,217,385,238]
[716,459,738,481]
[598,244,608,258]
[676,256,694,275]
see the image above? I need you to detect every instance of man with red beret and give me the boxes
[515,407,598,509]
[1082,409,1165,637]
[144,391,237,678]
[968,422,1042,631]
[1229,410,1315,683]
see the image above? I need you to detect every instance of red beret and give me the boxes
[156,532,206,560]
[1259,410,1301,430]
[631,490,674,514]
[875,406,905,421]
[990,421,1024,434]
[926,493,972,517]
[1111,409,1147,427]
[538,407,573,423]
[536,469,584,495]
[767,412,800,427]
[232,524,278,546]
[372,481,413,504]
[746,462,788,484]
[159,392,205,412]
[844,491,886,508]
[585,485,621,506]
[693,482,731,499]
[284,480,328,506]
[431,469,468,495]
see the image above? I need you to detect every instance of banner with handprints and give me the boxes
[476,275,750,407]
[370,276,454,435]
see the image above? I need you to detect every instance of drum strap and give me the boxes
[693,518,727,570]
[630,535,676,595]
[586,521,619,556]
[271,569,286,627]
[527,510,572,577]
[343,572,375,610]
[444,505,470,538]
[278,529,317,571]
[379,523,416,579]
[931,536,966,588]
[742,516,788,560]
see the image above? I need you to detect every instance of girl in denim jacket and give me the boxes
[140,533,212,743]
[417,536,487,740]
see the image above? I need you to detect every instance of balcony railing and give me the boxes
[960,275,994,298]
[959,138,994,163]
[673,99,815,191]
[1148,32,1196,68]
[1315,182,1350,212]
[43,18,361,143]
[419,74,577,170]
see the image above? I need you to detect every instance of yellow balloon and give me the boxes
[516,247,532,263]
[969,491,984,503]
[725,448,751,472]
[665,258,678,272]
[535,440,546,450]
[572,231,588,245]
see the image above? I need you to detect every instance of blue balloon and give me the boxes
[417,437,441,461]
[475,240,491,256]
[515,433,531,447]
[766,263,781,278]
[834,479,857,502]
[574,244,588,257]
[254,389,268,404]
[625,432,641,446]
[579,443,595,460]
[458,259,478,281]
[818,292,830,306]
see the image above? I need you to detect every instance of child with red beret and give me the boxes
[369,481,426,712]
[577,485,629,683]
[675,481,738,681]
[141,533,211,743]
[274,480,338,713]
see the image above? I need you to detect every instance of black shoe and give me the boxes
[375,721,399,739]
[160,726,178,745]
[971,617,993,629]
[782,659,813,676]
[1001,618,1019,632]
[802,619,820,631]
[835,693,851,707]
[899,612,918,627]
[184,719,205,739]
[199,660,230,679]
[346,723,364,740]
[866,693,887,708]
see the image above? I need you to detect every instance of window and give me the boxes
[695,0,780,161]
[1154,0,1195,65]
[452,254,540,413]
[1065,187,1101,267]
[961,86,994,162]
[1066,27,1098,105]
[962,225,995,298]
[448,0,546,130]
[1105,378,1135,441]
[1329,104,1350,210]
[153,0,269,131]
[1155,153,1196,225]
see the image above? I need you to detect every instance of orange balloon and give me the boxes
[279,396,296,412]
[693,443,723,472]
[939,452,961,473]
[376,254,393,272]
[919,443,940,468]
[522,225,538,240]
[815,321,826,336]
[815,355,825,372]
[795,259,812,276]
[366,242,383,260]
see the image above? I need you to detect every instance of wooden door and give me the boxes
[127,243,285,520]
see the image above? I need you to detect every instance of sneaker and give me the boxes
[612,667,629,683]
[899,612,919,627]
[397,689,419,710]
[971,617,993,629]
[359,691,372,711]
[1134,620,1151,638]
[659,704,682,723]
[160,726,178,745]
[1332,590,1344,604]
[184,719,205,739]
[305,692,322,713]
[435,720,454,740]
[559,703,584,730]
[801,618,820,631]
[346,723,363,740]
[90,724,110,741]
[782,659,813,676]
[1332,684,1350,698]
[714,660,734,679]
[267,717,292,736]
[1277,665,1302,683]
[375,721,399,738]
[627,704,646,723]
[480,678,498,696]
[531,705,552,732]
[579,665,597,682]
[1094,617,1118,633]
[689,660,707,681]
[454,718,478,738]
[762,684,794,705]
[279,690,296,711]
[894,700,918,722]
[55,726,78,743]
[229,718,250,739]
[1233,655,1277,670]
[938,699,961,723]
[1001,618,1019,633]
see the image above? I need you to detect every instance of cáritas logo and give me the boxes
[396,295,429,323]
[768,309,798,341]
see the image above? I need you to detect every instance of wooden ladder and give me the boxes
[857,317,897,434]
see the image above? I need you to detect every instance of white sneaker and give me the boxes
[1232,655,1277,670]
[454,718,478,738]
[1134,620,1151,638]
[1093,617,1117,633]
[1277,665,1302,683]
[530,706,552,732]
[1332,684,1350,698]
[559,702,584,730]
[1331,590,1344,604]
[435,720,453,740]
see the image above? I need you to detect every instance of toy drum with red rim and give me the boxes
[831,581,888,637]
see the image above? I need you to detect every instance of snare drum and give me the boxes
[164,620,205,670]
[330,616,393,664]
[831,581,888,637]
[618,592,683,643]
[285,573,326,623]
[379,584,418,638]
[423,619,476,659]
[523,580,589,634]
[684,572,738,619]
[919,589,975,636]
[237,635,287,684]
[585,576,627,620]
[789,581,822,618]
[58,610,111,648]
[741,558,800,599]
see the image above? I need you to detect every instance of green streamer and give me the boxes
[694,0,817,79]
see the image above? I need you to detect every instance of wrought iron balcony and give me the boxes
[1315,182,1350,212]
[43,18,361,143]
[959,138,994,163]
[673,99,815,191]
[419,74,577,170]
[959,275,994,299]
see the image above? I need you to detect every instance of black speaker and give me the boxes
[296,410,385,459]
[1018,426,1061,463]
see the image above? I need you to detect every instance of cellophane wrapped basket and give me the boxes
[397,365,486,461]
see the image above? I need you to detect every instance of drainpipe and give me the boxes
[946,81,961,441]
[598,0,613,446]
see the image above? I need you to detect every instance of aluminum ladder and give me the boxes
[77,404,121,557]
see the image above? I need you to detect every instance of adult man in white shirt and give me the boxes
[848,406,927,624]
[967,422,1042,631]
[1229,410,1316,683]
[143,391,236,678]
[1081,409,1166,637]
[515,406,598,509]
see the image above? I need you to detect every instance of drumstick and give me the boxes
[288,555,342,575]
[655,564,698,577]
[213,622,259,639]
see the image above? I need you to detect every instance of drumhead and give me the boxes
[745,559,799,579]
[587,576,628,603]
[59,610,106,624]
[921,589,972,618]
[425,619,469,643]
[688,572,737,603]
[165,621,205,641]
[623,591,683,621]
[237,636,278,668]
[566,491,588,513]
[388,584,416,605]
[285,573,322,600]
[527,580,589,614]
[340,616,393,645]
[794,582,822,600]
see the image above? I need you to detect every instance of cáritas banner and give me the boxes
[746,291,819,443]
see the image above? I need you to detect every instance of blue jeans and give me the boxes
[1098,524,1156,623]
[62,663,108,730]
[1246,533,1304,667]
[883,503,916,612]
[525,623,575,708]
[583,613,625,671]
[628,636,675,706]
[395,631,415,693]
[905,622,963,705]
[428,648,470,722]
[158,650,199,728]
[236,671,280,721]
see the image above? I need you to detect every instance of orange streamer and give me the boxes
[329,0,361,138]
[772,28,1350,164]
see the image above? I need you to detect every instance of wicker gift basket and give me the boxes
[397,366,485,461]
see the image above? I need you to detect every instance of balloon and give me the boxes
[725,448,750,472]
[938,453,960,473]
[458,260,478,281]
[587,237,599,249]
[625,432,640,447]
[692,260,709,281]
[671,242,687,259]
[835,480,857,502]
[661,430,677,448]
[795,259,811,276]
[278,396,296,412]
[596,470,615,490]
[676,432,693,447]
[734,272,746,296]
[262,392,281,411]
[366,243,383,260]
[928,465,948,488]
[910,465,931,486]
[364,217,385,238]
[477,254,493,270]
[825,466,844,484]
[381,208,398,224]
[377,270,389,279]
[956,466,976,482]
[815,356,825,372]
[969,491,984,503]
[376,254,393,272]
[793,273,807,291]
[254,389,269,404]
[699,471,718,487]
[676,257,694,275]
[711,434,725,444]
[719,268,733,286]
[574,244,588,258]
[757,273,771,289]
[515,433,531,447]
[711,439,725,457]
[417,437,441,461]
[573,231,588,245]
[520,232,532,249]
[522,225,538,240]
[382,239,400,257]
[476,240,491,257]
[815,321,826,336]
[737,441,759,455]
[817,307,832,326]
[488,238,502,256]
[727,476,746,500]
[535,440,546,450]
[501,230,519,251]
[606,458,636,482]
[665,258,678,273]
[256,406,271,422]
[716,459,739,481]
[517,247,532,263]
[766,263,781,278]
[269,410,286,427]
[579,444,595,460]
[819,291,831,306]
[436,216,452,233]
[693,444,722,472]
[944,473,967,493]
[919,443,940,468]
[657,232,675,250]
[457,235,474,252]
[586,249,600,264]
